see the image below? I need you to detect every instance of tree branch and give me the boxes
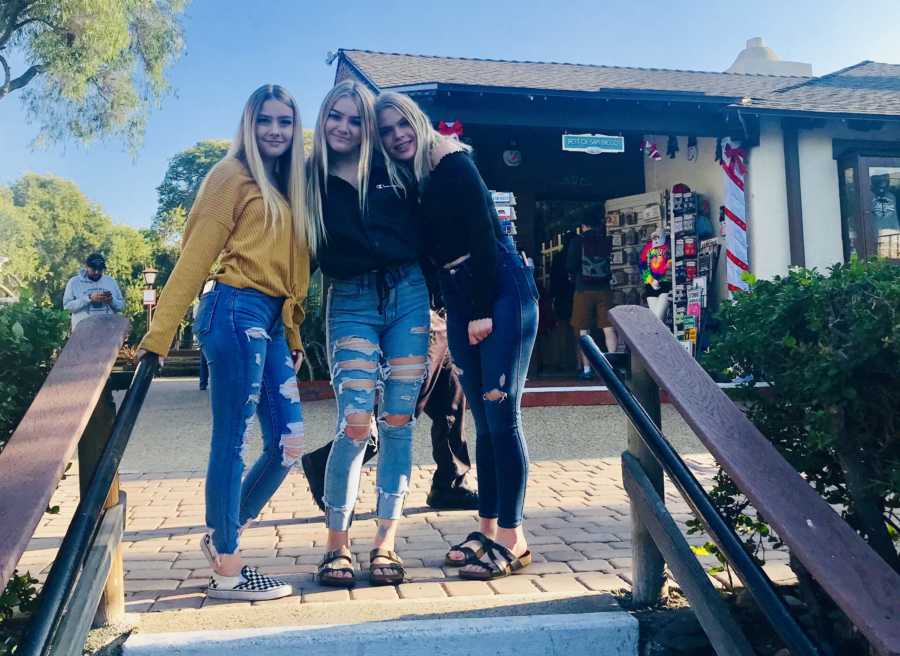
[0,0,30,49]
[0,62,43,100]
[0,54,9,92]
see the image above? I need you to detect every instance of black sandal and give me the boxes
[369,548,405,586]
[459,540,532,581]
[317,546,356,588]
[444,531,490,568]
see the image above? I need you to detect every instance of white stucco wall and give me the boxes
[798,131,843,270]
[746,118,792,279]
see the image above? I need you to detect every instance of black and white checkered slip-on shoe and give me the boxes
[206,566,292,601]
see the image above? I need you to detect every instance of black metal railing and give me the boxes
[18,354,159,656]
[580,335,819,656]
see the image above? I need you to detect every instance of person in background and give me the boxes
[566,211,617,379]
[62,253,124,331]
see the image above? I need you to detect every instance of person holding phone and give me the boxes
[62,252,124,331]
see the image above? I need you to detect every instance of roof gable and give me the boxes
[740,61,900,117]
[340,49,809,100]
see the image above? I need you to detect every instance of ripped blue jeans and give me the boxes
[323,263,430,531]
[195,282,304,554]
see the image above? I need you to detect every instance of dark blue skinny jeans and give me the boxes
[439,238,539,528]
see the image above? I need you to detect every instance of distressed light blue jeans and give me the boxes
[195,283,304,554]
[323,263,430,531]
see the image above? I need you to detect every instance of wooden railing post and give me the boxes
[76,385,124,626]
[625,354,665,606]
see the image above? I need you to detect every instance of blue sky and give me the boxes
[2,0,900,229]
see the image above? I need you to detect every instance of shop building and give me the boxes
[334,41,900,372]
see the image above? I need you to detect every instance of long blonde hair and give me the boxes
[224,84,308,249]
[374,91,471,192]
[305,80,377,255]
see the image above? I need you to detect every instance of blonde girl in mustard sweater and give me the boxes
[139,85,310,601]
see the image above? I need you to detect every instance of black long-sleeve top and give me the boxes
[318,159,421,279]
[420,152,504,319]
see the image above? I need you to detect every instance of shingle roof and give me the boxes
[739,61,900,117]
[341,49,808,99]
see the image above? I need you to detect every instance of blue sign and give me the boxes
[562,134,625,154]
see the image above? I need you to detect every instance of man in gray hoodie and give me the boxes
[62,253,125,330]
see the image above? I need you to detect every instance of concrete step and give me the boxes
[123,611,638,656]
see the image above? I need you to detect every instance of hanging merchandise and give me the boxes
[503,139,522,167]
[438,120,464,137]
[604,190,666,311]
[490,190,518,244]
[687,136,699,161]
[639,229,672,288]
[640,138,662,161]
[720,138,749,294]
[666,135,679,159]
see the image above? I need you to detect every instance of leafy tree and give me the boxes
[0,189,38,294]
[11,173,109,303]
[8,174,153,322]
[0,0,188,148]
[155,139,230,227]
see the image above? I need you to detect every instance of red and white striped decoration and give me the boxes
[721,138,749,294]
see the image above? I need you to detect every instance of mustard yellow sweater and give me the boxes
[140,158,310,357]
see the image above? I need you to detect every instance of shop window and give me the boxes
[838,156,900,262]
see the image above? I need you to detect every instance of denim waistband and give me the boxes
[332,261,421,289]
[331,261,421,314]
[439,238,518,278]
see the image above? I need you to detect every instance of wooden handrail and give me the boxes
[609,305,900,656]
[0,315,129,591]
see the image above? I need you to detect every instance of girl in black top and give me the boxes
[376,91,539,580]
[306,80,430,587]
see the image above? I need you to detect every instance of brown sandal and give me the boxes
[444,531,490,567]
[369,548,405,586]
[459,540,532,581]
[317,546,356,588]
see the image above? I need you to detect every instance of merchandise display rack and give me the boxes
[667,186,721,355]
[605,191,666,308]
[491,190,518,247]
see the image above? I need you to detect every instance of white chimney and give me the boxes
[726,37,812,76]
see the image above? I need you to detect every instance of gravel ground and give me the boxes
[119,378,704,473]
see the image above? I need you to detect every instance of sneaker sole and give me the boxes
[206,584,293,601]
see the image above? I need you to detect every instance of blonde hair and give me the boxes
[374,91,471,191]
[223,84,308,250]
[305,80,377,255]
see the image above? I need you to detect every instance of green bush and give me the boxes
[0,298,68,653]
[696,259,900,644]
[0,297,68,448]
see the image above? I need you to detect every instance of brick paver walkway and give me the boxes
[18,455,794,615]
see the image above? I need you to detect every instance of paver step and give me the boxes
[123,611,638,656]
